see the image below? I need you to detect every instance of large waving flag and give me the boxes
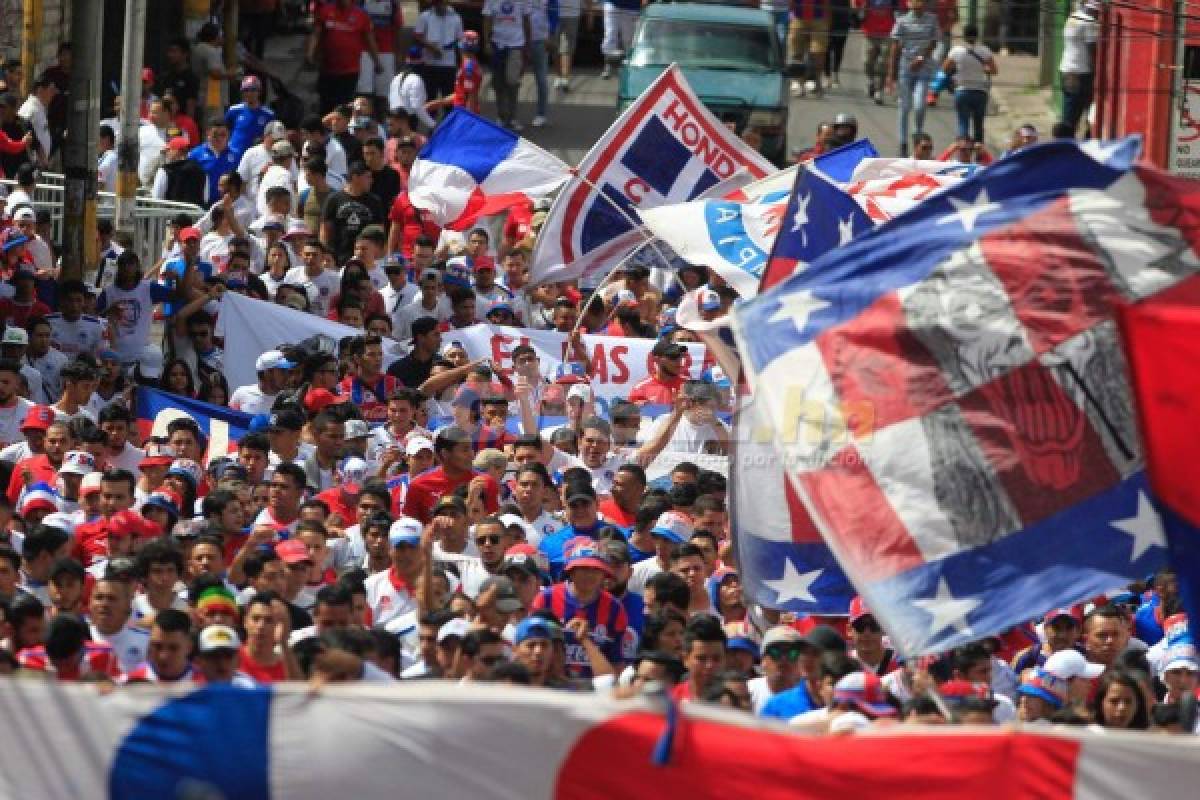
[733,138,1200,655]
[531,65,773,287]
[408,109,570,230]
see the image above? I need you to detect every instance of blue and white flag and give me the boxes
[408,108,569,230]
[732,138,1198,655]
[531,65,773,287]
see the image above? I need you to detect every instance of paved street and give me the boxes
[475,33,968,165]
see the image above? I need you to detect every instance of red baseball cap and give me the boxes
[303,388,342,415]
[168,136,190,152]
[21,405,55,432]
[275,539,312,565]
[109,509,156,539]
[179,226,202,242]
[141,67,154,83]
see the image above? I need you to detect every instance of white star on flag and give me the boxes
[937,188,1002,232]
[1110,491,1165,562]
[792,192,812,246]
[837,214,857,246]
[762,559,822,605]
[768,290,830,334]
[913,578,981,638]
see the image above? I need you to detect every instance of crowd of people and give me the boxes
[0,0,1187,749]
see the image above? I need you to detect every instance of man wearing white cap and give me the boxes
[0,327,42,418]
[237,119,290,197]
[195,624,256,687]
[256,140,299,217]
[230,350,295,414]
[1160,644,1200,704]
[56,450,95,514]
[1042,648,1105,710]
[364,516,424,626]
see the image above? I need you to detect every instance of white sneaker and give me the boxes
[531,115,546,128]
[831,77,841,89]
[789,79,804,97]
[601,65,612,79]
[509,120,524,132]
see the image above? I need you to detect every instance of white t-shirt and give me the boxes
[415,9,465,68]
[89,622,150,673]
[229,384,278,415]
[380,281,420,316]
[137,123,167,186]
[257,164,298,216]
[1060,10,1099,74]
[627,557,663,595]
[585,451,629,496]
[284,267,341,317]
[522,510,562,548]
[28,349,69,405]
[646,414,729,455]
[364,567,419,627]
[393,295,452,340]
[99,281,160,364]
[238,142,272,197]
[482,0,530,48]
[947,43,994,93]
[47,314,107,356]
[0,397,33,449]
[98,150,118,192]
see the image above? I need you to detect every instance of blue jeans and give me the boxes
[897,71,931,153]
[955,88,989,142]
[772,11,789,52]
[530,39,549,117]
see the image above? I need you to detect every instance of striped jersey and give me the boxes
[532,583,630,679]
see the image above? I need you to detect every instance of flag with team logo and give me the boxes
[531,65,773,288]
[733,138,1197,655]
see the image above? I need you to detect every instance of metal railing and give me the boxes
[0,176,203,268]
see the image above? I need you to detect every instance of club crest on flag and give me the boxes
[532,65,773,287]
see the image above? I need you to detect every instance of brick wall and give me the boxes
[0,0,72,78]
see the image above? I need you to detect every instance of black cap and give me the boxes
[565,484,597,504]
[651,339,686,358]
[432,494,467,516]
[267,409,305,432]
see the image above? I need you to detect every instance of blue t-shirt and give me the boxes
[226,103,276,159]
[188,143,240,204]
[760,682,816,721]
[538,521,603,580]
[617,589,645,637]
[160,257,214,317]
[1134,597,1164,646]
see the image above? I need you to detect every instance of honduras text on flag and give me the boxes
[531,65,773,288]
[408,108,570,230]
[733,137,1198,655]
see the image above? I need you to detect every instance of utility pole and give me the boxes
[223,0,240,92]
[20,0,41,97]
[59,0,103,282]
[115,0,146,249]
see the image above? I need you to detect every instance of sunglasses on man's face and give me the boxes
[764,645,805,662]
[853,618,882,634]
[475,534,503,546]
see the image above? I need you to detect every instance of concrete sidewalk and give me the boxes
[986,52,1060,152]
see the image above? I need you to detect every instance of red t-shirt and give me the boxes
[453,57,483,113]
[503,200,534,248]
[388,193,441,261]
[597,498,637,529]
[239,645,288,684]
[856,0,897,37]
[7,454,58,505]
[401,466,499,523]
[628,374,683,406]
[0,298,52,330]
[316,4,371,75]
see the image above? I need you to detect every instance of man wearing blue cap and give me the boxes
[365,516,425,626]
[512,616,562,688]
